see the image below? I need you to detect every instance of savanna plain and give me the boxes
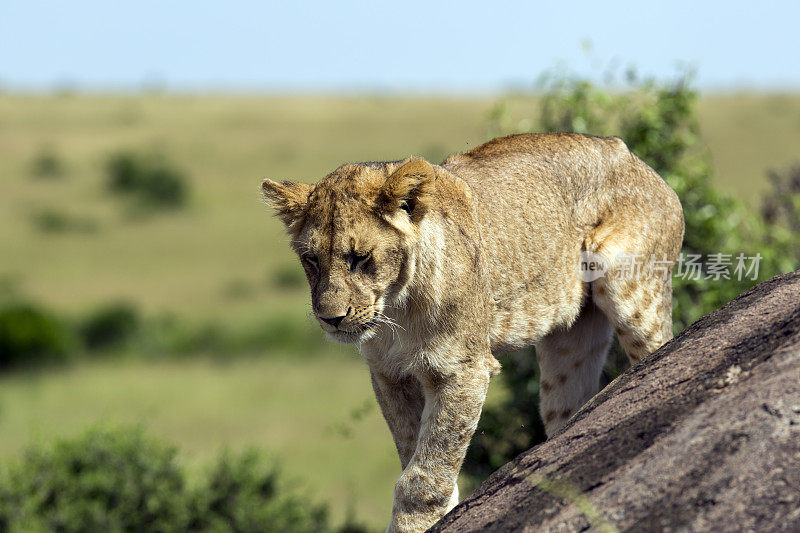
[1,92,798,529]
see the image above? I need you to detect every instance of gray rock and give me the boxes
[433,270,800,533]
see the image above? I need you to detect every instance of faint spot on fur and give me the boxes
[596,285,606,295]
[620,283,635,300]
[639,290,654,311]
[645,322,661,341]
[629,338,645,350]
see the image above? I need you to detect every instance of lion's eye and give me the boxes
[303,254,319,271]
[399,198,416,216]
[348,251,371,272]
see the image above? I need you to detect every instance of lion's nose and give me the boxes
[319,314,346,328]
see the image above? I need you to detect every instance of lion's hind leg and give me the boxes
[591,254,675,365]
[584,213,679,366]
[535,298,613,437]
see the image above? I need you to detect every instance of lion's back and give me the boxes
[441,132,633,268]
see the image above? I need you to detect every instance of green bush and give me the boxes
[0,303,74,369]
[761,164,800,262]
[145,313,325,357]
[0,427,349,533]
[0,298,324,370]
[79,302,141,351]
[188,450,328,533]
[30,145,64,179]
[1,427,188,532]
[464,69,799,485]
[30,208,98,234]
[107,150,189,209]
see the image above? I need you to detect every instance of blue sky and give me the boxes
[2,0,799,92]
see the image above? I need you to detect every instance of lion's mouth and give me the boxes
[327,320,377,343]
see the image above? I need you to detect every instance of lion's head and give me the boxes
[262,158,436,343]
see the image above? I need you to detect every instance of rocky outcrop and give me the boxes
[434,270,800,532]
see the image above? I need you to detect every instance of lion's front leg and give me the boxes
[371,370,426,469]
[388,363,491,533]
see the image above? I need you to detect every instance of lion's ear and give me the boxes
[261,179,313,230]
[377,158,436,223]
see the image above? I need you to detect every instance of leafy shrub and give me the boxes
[0,427,350,533]
[30,208,98,234]
[79,302,141,351]
[143,313,325,357]
[30,145,64,178]
[0,299,325,369]
[188,450,328,532]
[464,69,799,485]
[1,427,188,532]
[0,303,74,369]
[107,150,189,209]
[761,164,800,263]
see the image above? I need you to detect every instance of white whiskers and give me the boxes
[368,304,405,341]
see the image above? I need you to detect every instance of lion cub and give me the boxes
[262,133,684,532]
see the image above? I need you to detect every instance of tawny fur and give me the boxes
[261,133,685,532]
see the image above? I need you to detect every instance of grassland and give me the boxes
[0,352,398,527]
[0,92,798,530]
[695,93,800,199]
